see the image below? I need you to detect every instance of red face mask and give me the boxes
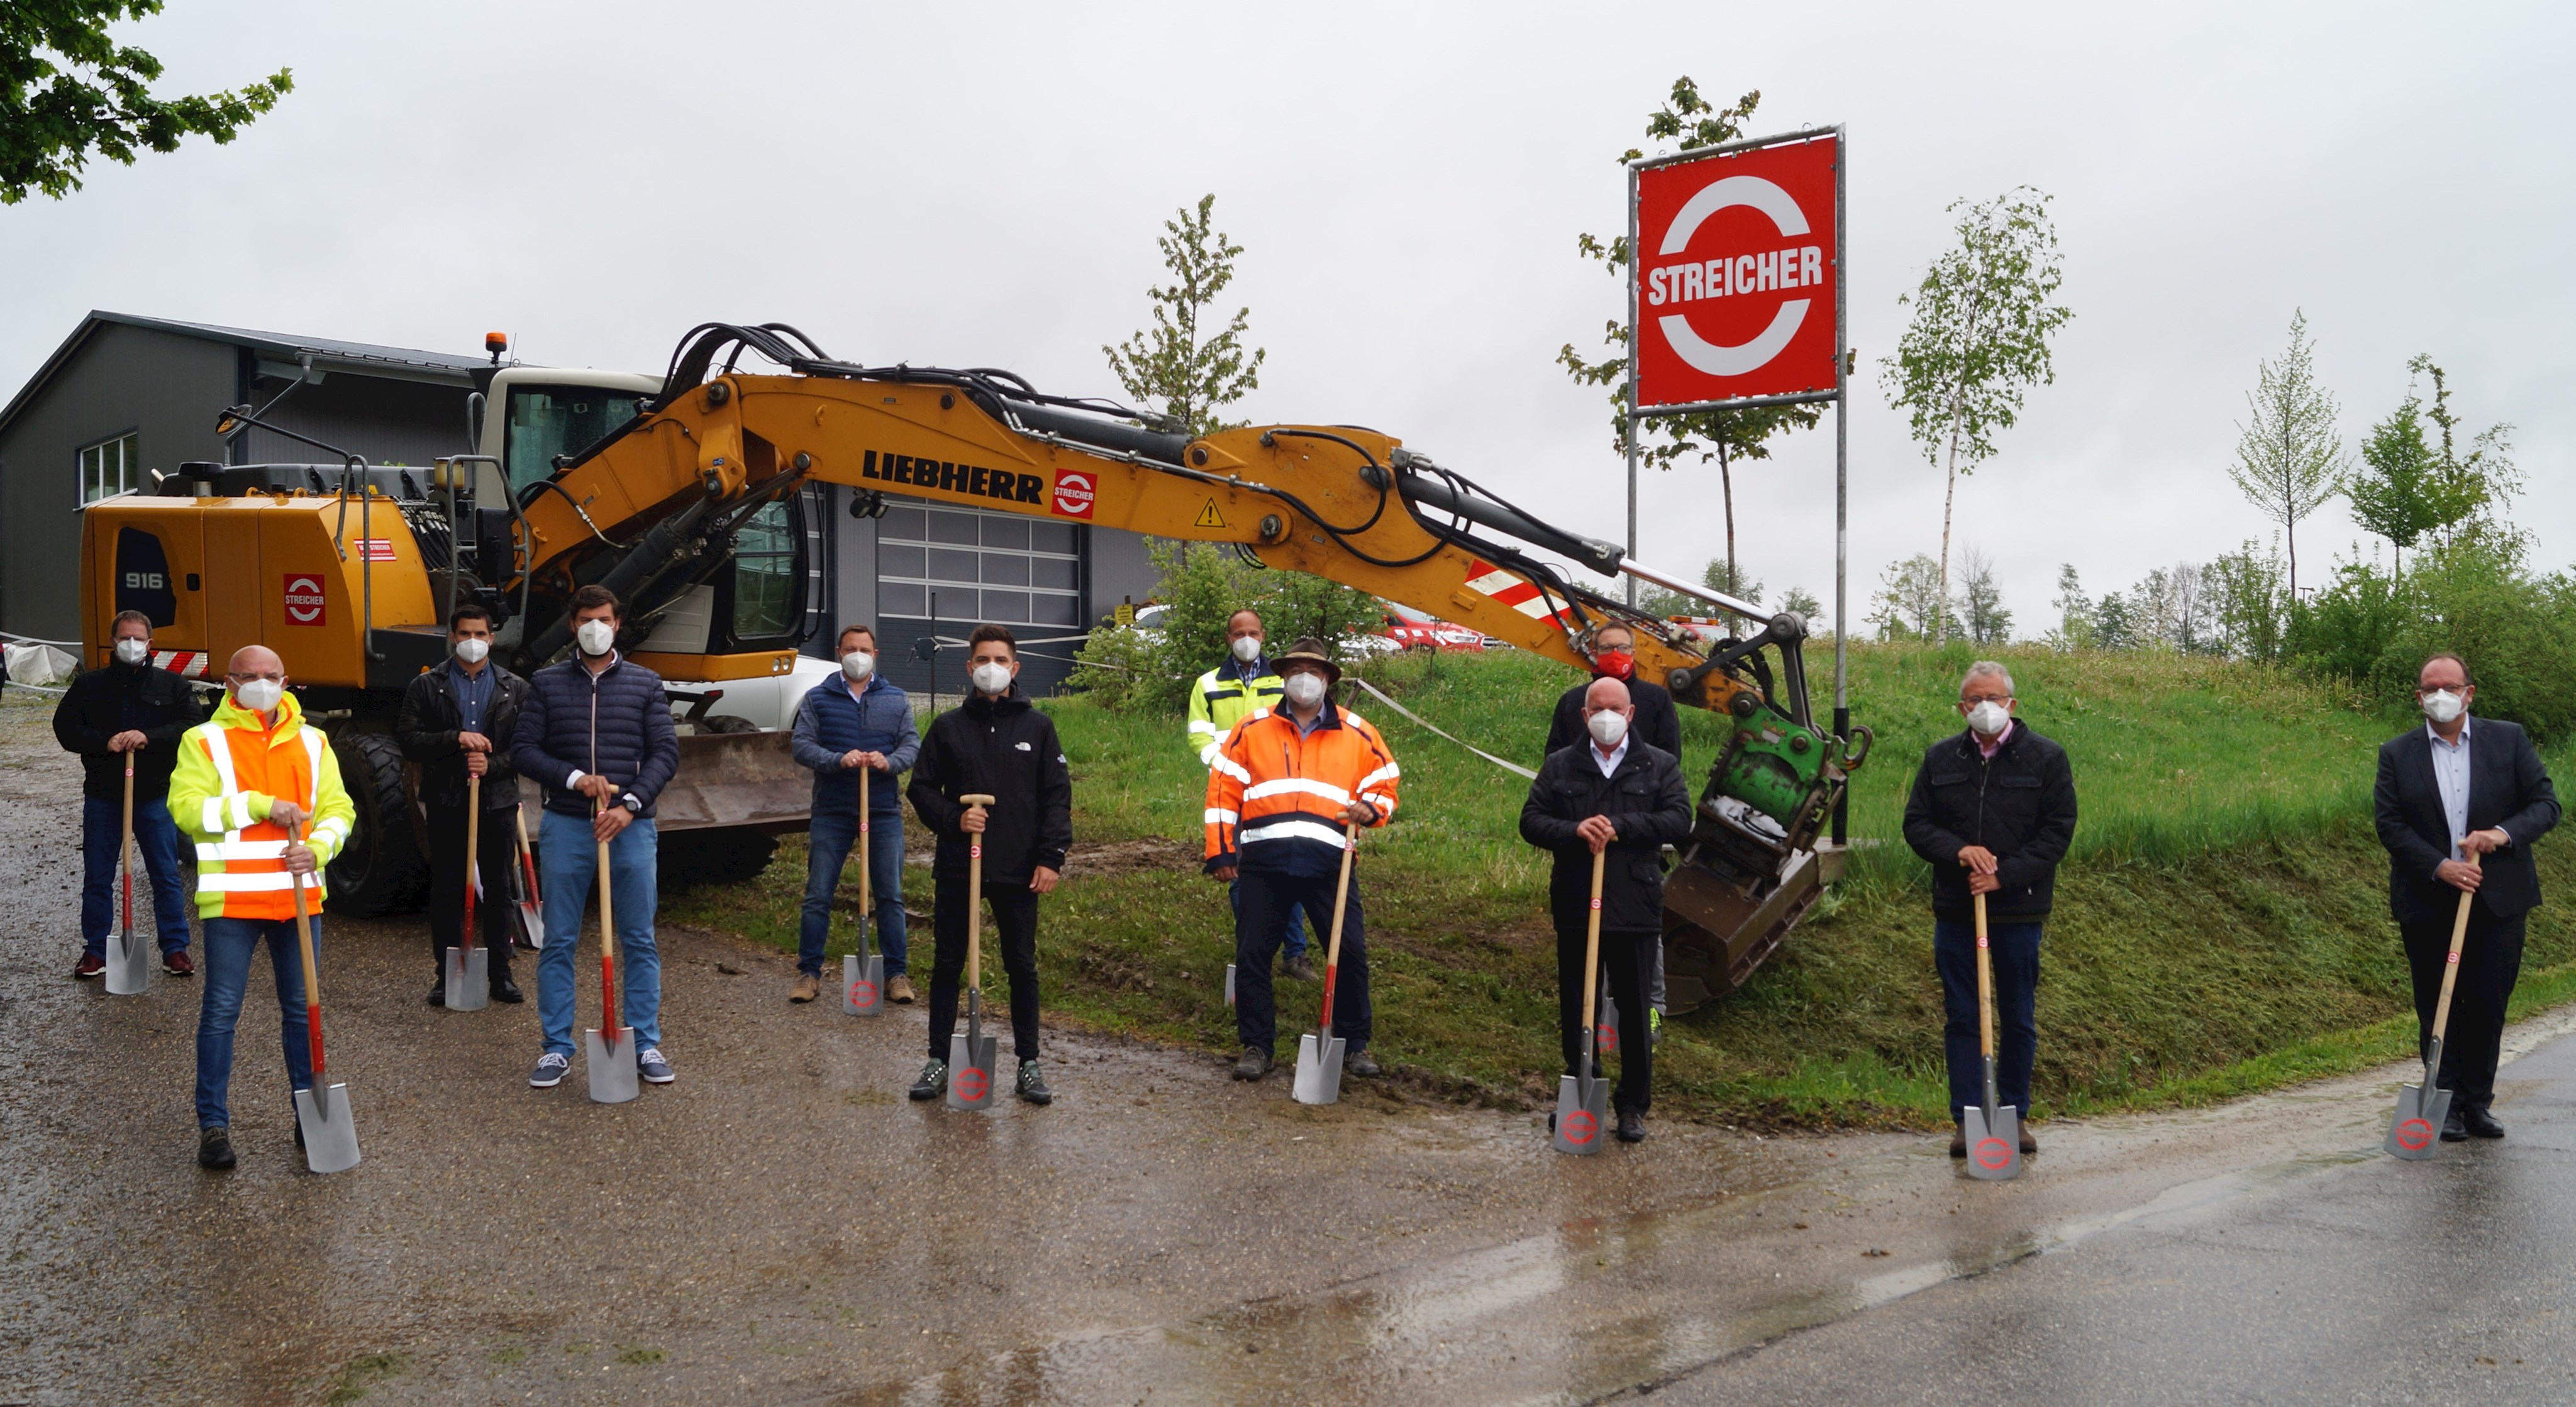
[1593,649,1634,680]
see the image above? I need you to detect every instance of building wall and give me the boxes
[0,323,236,642]
[229,363,473,472]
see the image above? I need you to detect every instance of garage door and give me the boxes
[876,504,1085,696]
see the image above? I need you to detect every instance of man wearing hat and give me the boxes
[1204,637,1402,1081]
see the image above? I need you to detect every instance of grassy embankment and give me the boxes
[667,644,2576,1128]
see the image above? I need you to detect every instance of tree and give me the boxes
[2408,354,2518,551]
[2047,564,2096,650]
[1880,188,2073,642]
[1869,555,1949,641]
[1559,77,1823,593]
[2345,394,2444,575]
[2224,311,2343,600]
[1957,547,2012,644]
[1777,584,1823,625]
[2204,539,2286,662]
[2092,590,2134,650]
[2,2,291,205]
[1102,194,1265,436]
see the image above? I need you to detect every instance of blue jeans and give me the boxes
[537,810,662,1057]
[1230,878,1309,961]
[195,915,315,1128]
[1934,916,2042,1119]
[798,805,908,977]
[83,794,192,957]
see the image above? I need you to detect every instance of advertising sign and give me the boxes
[1633,133,1839,408]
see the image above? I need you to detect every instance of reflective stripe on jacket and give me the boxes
[1203,699,1399,873]
[167,692,356,920]
[1185,661,1284,767]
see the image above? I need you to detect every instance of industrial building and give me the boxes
[0,312,1153,693]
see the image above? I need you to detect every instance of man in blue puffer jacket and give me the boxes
[509,585,682,1090]
[787,622,919,1004]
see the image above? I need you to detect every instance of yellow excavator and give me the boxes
[78,322,1867,1009]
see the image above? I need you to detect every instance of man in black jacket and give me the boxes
[397,604,528,1005]
[2373,652,2560,1141]
[1519,676,1694,1143]
[1901,661,2078,1157]
[54,610,204,978]
[1541,621,1684,1037]
[906,624,1074,1106]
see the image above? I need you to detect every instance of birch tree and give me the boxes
[1880,189,2073,642]
[2225,311,2343,599]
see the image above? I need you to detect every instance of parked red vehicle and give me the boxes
[1380,604,1487,653]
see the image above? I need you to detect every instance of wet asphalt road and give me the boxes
[4,690,2572,1405]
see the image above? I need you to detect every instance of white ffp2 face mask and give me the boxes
[1231,635,1262,663]
[842,649,875,681]
[1283,672,1326,708]
[1587,709,1629,747]
[114,637,150,665]
[576,619,616,656]
[1966,700,2011,736]
[453,637,489,665]
[233,678,284,712]
[2421,688,2466,725]
[971,661,1013,695]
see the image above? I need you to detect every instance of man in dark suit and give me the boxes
[1519,676,1694,1144]
[2373,652,2560,1141]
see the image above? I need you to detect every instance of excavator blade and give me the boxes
[652,731,813,832]
[1657,846,1831,1017]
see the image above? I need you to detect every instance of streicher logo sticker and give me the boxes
[1052,469,1097,519]
[284,573,326,626]
[1633,133,1838,406]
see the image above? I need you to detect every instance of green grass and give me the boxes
[666,643,2576,1128]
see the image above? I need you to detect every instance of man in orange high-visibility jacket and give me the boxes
[1204,636,1399,1083]
[168,644,355,1172]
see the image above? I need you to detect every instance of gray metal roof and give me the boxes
[0,310,486,438]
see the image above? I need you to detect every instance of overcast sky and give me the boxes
[4,1,2567,638]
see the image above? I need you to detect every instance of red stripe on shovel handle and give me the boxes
[306,1001,326,1080]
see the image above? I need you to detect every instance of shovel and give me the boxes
[286,820,362,1174]
[105,755,151,996]
[443,774,491,1010]
[843,767,884,1017]
[1292,820,1362,1107]
[585,800,639,1104]
[511,807,545,952]
[1552,848,1611,1154]
[2389,856,2479,1159]
[1962,890,2023,1181]
[946,793,1000,1110]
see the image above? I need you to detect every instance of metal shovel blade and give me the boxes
[513,899,545,952]
[1224,963,1236,1008]
[1596,992,1619,1057]
[2385,1082,2450,1160]
[585,1026,640,1105]
[1963,1103,2023,1181]
[843,952,884,1016]
[104,931,151,996]
[1291,1031,1346,1106]
[945,1030,999,1110]
[443,947,489,1010]
[1550,1074,1609,1155]
[292,1082,363,1174]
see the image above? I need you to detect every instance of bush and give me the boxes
[1067,539,1384,712]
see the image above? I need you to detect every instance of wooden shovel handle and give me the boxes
[286,817,326,1079]
[596,798,618,1036]
[2429,854,2481,1046]
[858,767,872,913]
[1318,819,1360,1037]
[1579,847,1606,1051]
[1974,890,1994,1062]
[960,795,994,992]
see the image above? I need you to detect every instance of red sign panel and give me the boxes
[1051,469,1097,519]
[283,573,327,626]
[1633,135,1838,407]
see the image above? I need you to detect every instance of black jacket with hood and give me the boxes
[908,685,1074,886]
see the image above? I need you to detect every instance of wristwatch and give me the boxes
[621,794,643,815]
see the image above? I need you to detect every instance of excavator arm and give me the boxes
[506,323,1870,1008]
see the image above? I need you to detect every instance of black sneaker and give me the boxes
[1232,1046,1272,1081]
[909,1059,948,1101]
[490,976,525,1003]
[1346,1049,1381,1078]
[1616,1108,1647,1143]
[198,1127,235,1170]
[1017,1060,1055,1105]
[426,980,447,1007]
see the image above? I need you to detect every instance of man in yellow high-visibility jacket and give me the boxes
[1185,608,1313,981]
[169,644,355,1171]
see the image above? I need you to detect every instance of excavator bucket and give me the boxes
[1658,842,1834,1016]
[652,732,813,832]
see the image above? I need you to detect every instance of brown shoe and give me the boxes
[887,974,917,1004]
[1948,1123,1967,1159]
[2019,1123,2038,1154]
[790,973,821,1003]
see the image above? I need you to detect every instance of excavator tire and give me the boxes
[324,731,432,917]
[657,828,778,889]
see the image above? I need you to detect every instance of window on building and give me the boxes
[877,505,1080,627]
[79,433,139,505]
